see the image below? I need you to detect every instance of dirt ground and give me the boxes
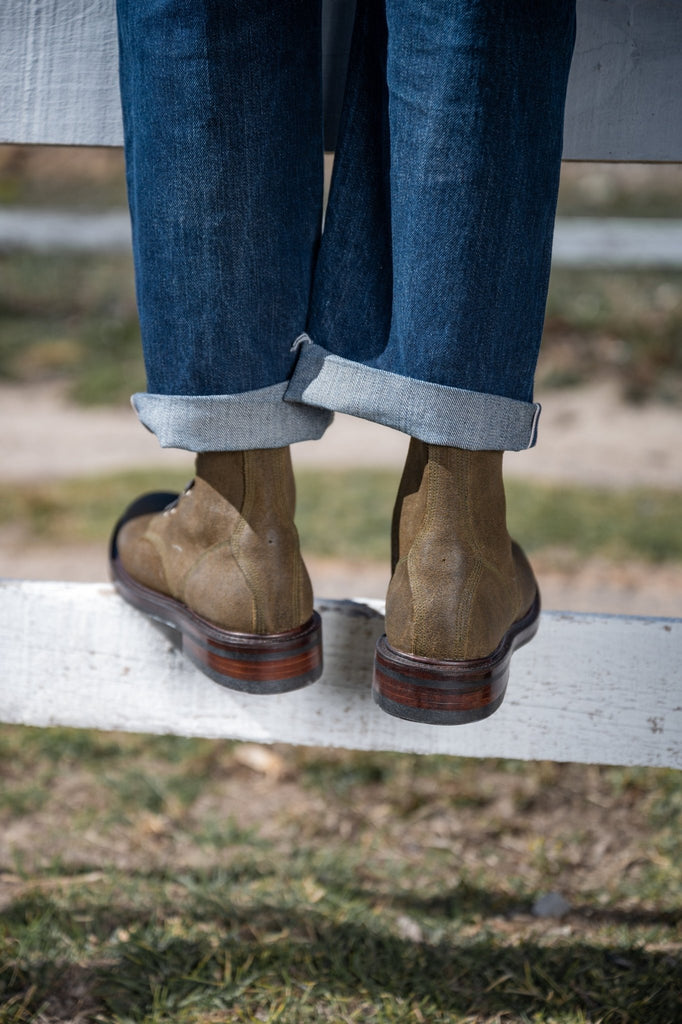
[1,379,681,617]
[3,378,682,488]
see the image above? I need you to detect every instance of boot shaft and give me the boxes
[196,447,297,524]
[392,441,509,570]
[387,441,535,660]
[118,446,313,635]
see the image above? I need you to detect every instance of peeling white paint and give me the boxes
[1,581,680,768]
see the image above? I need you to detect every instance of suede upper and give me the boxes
[116,448,313,635]
[386,441,538,661]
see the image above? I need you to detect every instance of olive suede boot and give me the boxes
[110,448,322,693]
[373,439,539,724]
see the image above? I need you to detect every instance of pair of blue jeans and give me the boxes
[117,0,576,452]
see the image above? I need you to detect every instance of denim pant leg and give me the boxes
[116,0,332,450]
[287,0,577,451]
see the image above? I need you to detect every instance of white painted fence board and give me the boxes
[5,210,682,268]
[1,0,682,159]
[563,0,682,160]
[0,0,122,148]
[1,581,680,768]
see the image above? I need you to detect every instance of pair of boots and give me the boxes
[110,441,539,724]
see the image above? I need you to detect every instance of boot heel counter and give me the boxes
[385,558,416,653]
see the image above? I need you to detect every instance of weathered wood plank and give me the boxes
[563,0,682,160]
[1,0,681,159]
[1,581,680,768]
[0,0,122,148]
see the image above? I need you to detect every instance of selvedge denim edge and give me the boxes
[132,384,333,451]
[285,340,540,452]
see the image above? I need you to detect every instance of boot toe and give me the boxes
[110,491,179,596]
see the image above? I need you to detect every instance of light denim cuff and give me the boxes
[285,341,541,451]
[132,382,333,451]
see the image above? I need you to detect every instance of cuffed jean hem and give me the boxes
[285,341,541,451]
[132,382,334,451]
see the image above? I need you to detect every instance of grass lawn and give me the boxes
[1,468,681,569]
[1,729,680,1023]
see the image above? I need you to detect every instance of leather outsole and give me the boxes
[372,592,541,725]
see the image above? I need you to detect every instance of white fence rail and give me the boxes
[2,582,681,768]
[1,0,682,159]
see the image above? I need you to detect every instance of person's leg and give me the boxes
[288,0,576,721]
[117,0,330,449]
[112,0,328,691]
[289,0,575,450]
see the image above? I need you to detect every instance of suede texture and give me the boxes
[386,443,538,661]
[116,448,313,634]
